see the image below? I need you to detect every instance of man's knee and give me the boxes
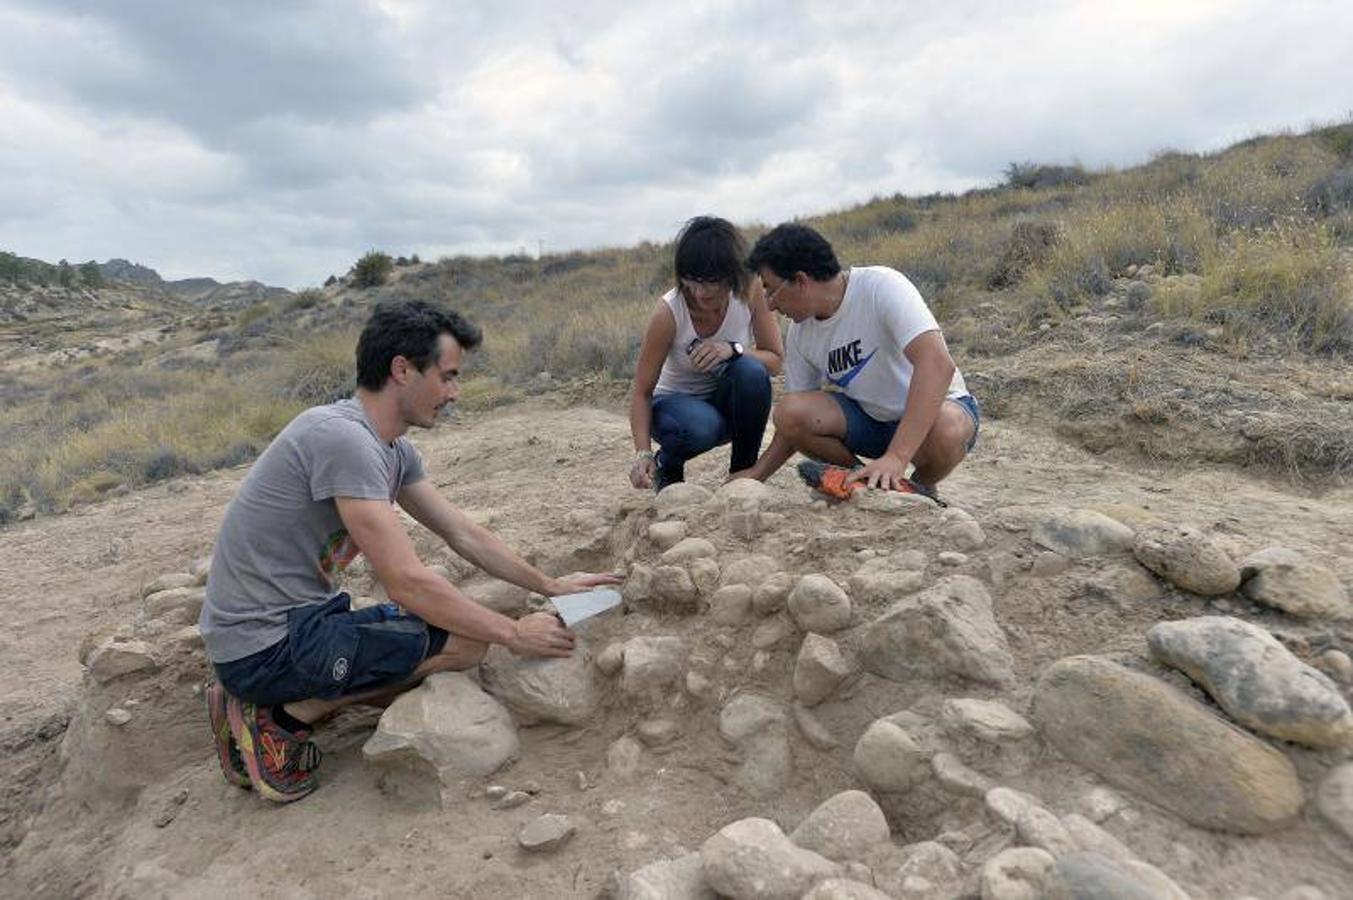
[916,403,972,467]
[434,636,488,672]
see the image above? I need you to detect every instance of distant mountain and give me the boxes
[98,258,162,285]
[94,258,291,308]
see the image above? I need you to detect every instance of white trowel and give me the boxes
[549,588,623,628]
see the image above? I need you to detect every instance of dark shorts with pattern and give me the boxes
[214,593,449,706]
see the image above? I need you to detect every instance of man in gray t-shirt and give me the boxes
[201,299,621,804]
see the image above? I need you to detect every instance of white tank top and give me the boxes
[653,287,754,398]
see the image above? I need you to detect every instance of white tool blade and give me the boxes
[551,588,623,627]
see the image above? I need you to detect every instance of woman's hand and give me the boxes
[630,450,656,488]
[688,339,734,372]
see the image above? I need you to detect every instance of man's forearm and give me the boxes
[751,430,796,480]
[394,566,518,645]
[437,515,556,596]
[885,363,951,465]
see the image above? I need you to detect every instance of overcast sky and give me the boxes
[1,0,1349,287]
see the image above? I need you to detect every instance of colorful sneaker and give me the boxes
[204,681,251,789]
[796,459,944,505]
[226,696,323,803]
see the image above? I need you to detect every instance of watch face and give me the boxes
[732,342,744,356]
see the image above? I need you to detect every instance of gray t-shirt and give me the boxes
[200,398,426,663]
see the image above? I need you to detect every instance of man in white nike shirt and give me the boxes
[732,223,980,493]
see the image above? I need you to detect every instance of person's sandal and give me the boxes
[796,459,945,506]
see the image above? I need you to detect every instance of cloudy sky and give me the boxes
[1,0,1349,287]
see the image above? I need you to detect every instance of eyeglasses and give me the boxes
[764,274,794,306]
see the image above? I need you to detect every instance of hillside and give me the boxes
[1,121,1351,523]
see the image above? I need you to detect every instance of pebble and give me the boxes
[492,790,532,810]
[938,551,968,566]
[105,708,132,727]
[518,813,576,852]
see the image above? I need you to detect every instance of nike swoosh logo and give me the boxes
[826,348,877,389]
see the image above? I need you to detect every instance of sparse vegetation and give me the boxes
[4,120,1353,518]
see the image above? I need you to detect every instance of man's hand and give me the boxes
[845,453,911,490]
[546,571,624,595]
[506,611,577,658]
[688,339,734,373]
[630,451,656,489]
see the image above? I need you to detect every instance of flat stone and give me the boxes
[518,813,575,852]
[938,551,968,566]
[720,692,785,744]
[648,521,687,550]
[854,720,929,793]
[1043,852,1190,900]
[621,636,687,695]
[1132,524,1240,596]
[480,642,601,725]
[985,787,1043,827]
[1239,547,1351,619]
[790,790,890,862]
[940,698,1033,742]
[1032,509,1135,558]
[721,554,782,588]
[862,576,1014,686]
[1148,616,1353,749]
[662,537,718,564]
[105,708,132,726]
[493,790,532,810]
[619,852,715,899]
[143,586,206,621]
[1315,763,1353,844]
[931,752,994,798]
[789,574,853,633]
[794,634,852,706]
[656,482,712,515]
[141,573,196,597]
[1032,655,1303,834]
[1061,813,1136,864]
[711,584,754,625]
[1089,564,1163,602]
[87,639,158,683]
[847,559,926,604]
[700,817,839,900]
[981,847,1056,900]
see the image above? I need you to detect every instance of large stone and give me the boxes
[618,853,715,900]
[793,703,840,750]
[1239,547,1351,619]
[700,817,839,900]
[1032,509,1135,559]
[1015,805,1078,857]
[720,692,785,744]
[790,790,890,863]
[872,841,962,899]
[710,584,754,625]
[1043,852,1191,900]
[853,720,929,793]
[985,787,1043,828]
[518,813,576,852]
[794,634,853,707]
[1315,763,1353,844]
[87,639,158,683]
[363,672,518,790]
[738,732,792,798]
[656,482,712,515]
[939,508,987,551]
[981,847,1056,900]
[648,520,687,551]
[1060,814,1136,864]
[461,578,530,615]
[621,636,687,695]
[847,560,926,604]
[861,576,1014,686]
[802,880,892,900]
[789,575,853,633]
[141,573,196,597]
[752,571,794,616]
[940,698,1033,743]
[479,643,601,725]
[1148,616,1353,749]
[721,554,782,588]
[662,537,718,564]
[624,564,654,606]
[143,586,206,621]
[931,752,994,798]
[689,558,720,595]
[1132,524,1240,596]
[716,478,772,510]
[650,566,699,609]
[1032,655,1303,834]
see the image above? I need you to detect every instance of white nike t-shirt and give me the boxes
[784,266,967,422]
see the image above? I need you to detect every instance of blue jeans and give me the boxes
[651,355,771,486]
[831,392,981,459]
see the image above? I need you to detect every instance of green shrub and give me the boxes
[352,250,394,288]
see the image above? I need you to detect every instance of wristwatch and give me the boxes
[728,341,744,358]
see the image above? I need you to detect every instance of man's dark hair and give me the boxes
[355,299,482,390]
[674,216,750,299]
[747,223,841,281]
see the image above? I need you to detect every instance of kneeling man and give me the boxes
[200,299,619,803]
[733,223,979,494]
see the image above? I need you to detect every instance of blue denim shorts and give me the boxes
[215,593,449,706]
[831,392,981,460]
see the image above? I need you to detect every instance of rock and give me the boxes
[656,482,712,515]
[485,784,508,799]
[618,853,715,900]
[790,790,890,862]
[141,573,196,597]
[862,576,1014,686]
[855,489,936,513]
[802,879,892,899]
[985,787,1042,828]
[1315,763,1353,843]
[1032,552,1070,578]
[937,551,968,566]
[650,566,699,609]
[794,634,852,706]
[981,847,1056,900]
[1032,509,1135,559]
[105,708,132,727]
[363,673,518,794]
[624,565,654,606]
[87,639,158,683]
[462,578,529,615]
[143,586,206,621]
[748,571,792,617]
[1043,852,1190,900]
[700,818,839,899]
[1015,805,1078,857]
[789,575,853,633]
[1060,813,1136,864]
[636,718,679,747]
[1080,787,1125,823]
[750,616,792,650]
[167,624,204,650]
[1032,655,1303,834]
[480,643,601,726]
[738,731,792,798]
[596,642,625,676]
[493,790,532,810]
[518,813,575,852]
[931,752,994,797]
[847,560,926,604]
[1089,564,1163,602]
[720,692,785,744]
[1318,649,1353,684]
[1239,547,1351,619]
[662,537,717,564]
[793,703,840,750]
[872,841,962,899]
[189,555,212,584]
[710,584,753,625]
[940,508,986,551]
[940,698,1033,743]
[1147,616,1353,749]
[1132,524,1240,595]
[721,554,782,588]
[607,736,643,781]
[621,636,687,696]
[689,558,720,595]
[648,521,687,550]
[686,670,714,700]
[1277,888,1329,900]
[854,720,929,793]
[716,477,772,509]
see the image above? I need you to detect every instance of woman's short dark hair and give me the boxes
[674,216,750,299]
[747,223,841,281]
[355,299,482,391]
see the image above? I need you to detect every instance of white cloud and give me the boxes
[0,0,1349,285]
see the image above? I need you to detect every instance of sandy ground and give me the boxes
[2,402,1351,897]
